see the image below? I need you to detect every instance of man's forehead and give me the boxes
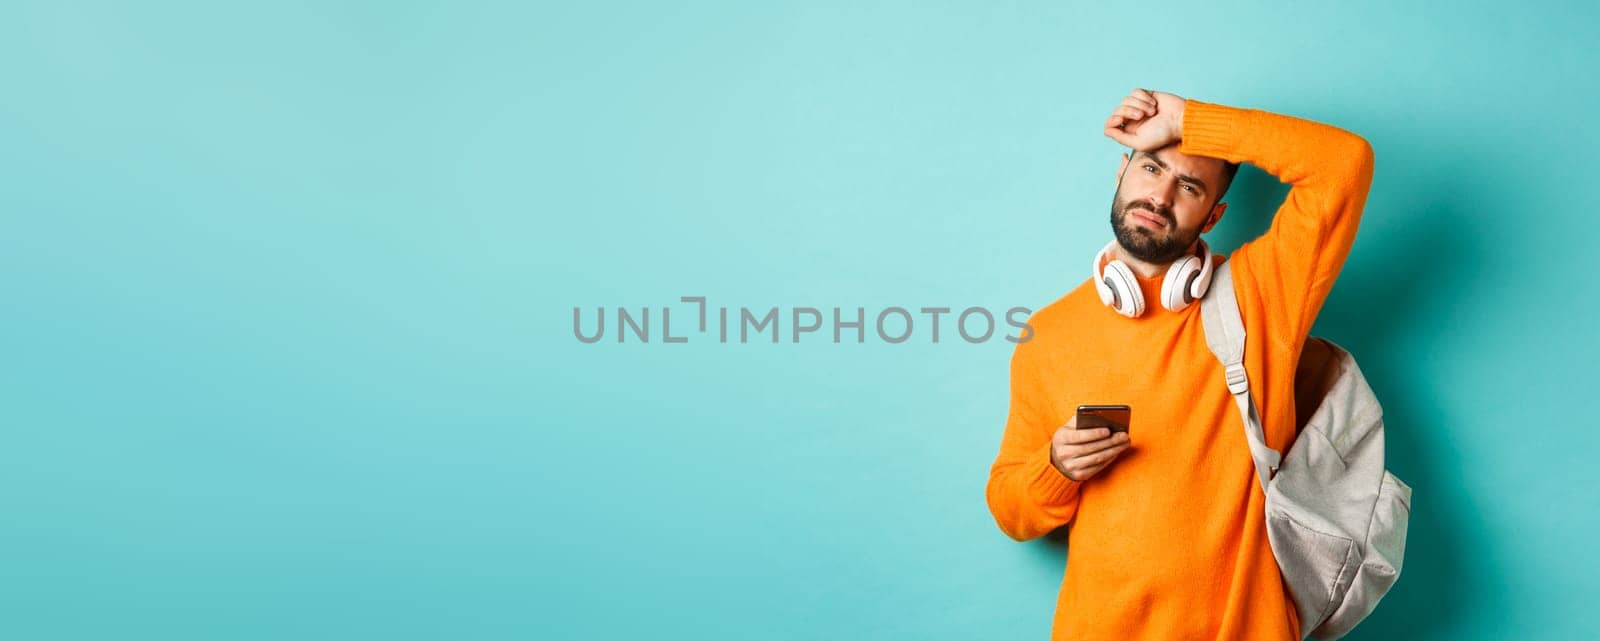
[1139,146,1221,173]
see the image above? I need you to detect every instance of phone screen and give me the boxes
[1076,404,1131,434]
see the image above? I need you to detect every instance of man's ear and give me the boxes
[1116,153,1130,186]
[1201,201,1227,233]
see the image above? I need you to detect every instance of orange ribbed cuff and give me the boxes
[1026,442,1081,503]
[1179,99,1250,163]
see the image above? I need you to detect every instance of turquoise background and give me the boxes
[3,2,1596,639]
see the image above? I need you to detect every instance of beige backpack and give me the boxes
[1200,261,1412,640]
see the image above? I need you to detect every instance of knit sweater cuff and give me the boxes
[1179,99,1250,162]
[1026,442,1081,503]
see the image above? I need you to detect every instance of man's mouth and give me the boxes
[1129,208,1167,229]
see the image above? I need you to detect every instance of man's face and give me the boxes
[1109,146,1228,263]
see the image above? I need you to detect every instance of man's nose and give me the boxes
[1147,184,1174,208]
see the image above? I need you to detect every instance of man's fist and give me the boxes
[1050,415,1132,482]
[1103,88,1186,152]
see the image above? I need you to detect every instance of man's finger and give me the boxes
[1064,449,1126,481]
[1059,427,1111,444]
[1062,435,1127,460]
[1066,430,1129,453]
[1116,105,1147,122]
[1070,442,1130,471]
[1072,461,1110,481]
[1104,126,1134,146]
[1120,96,1158,113]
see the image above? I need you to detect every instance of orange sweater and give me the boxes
[985,100,1374,640]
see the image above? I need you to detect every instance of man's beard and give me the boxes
[1109,193,1201,264]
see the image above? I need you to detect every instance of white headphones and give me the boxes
[1092,238,1215,317]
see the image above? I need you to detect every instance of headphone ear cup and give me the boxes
[1189,241,1216,301]
[1093,252,1116,308]
[1160,255,1202,312]
[1104,260,1144,317]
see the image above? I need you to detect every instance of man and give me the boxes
[984,89,1374,640]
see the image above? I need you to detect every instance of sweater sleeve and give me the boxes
[985,336,1081,542]
[1179,100,1376,345]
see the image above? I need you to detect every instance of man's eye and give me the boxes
[1182,184,1196,193]
[1142,164,1157,173]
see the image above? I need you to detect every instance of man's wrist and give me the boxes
[1030,441,1081,500]
[1170,97,1186,142]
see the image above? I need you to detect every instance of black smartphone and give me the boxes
[1076,404,1131,434]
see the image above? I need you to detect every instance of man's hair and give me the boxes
[1215,160,1240,203]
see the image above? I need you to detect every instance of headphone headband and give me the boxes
[1093,238,1215,318]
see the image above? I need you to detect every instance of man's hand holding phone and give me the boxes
[1050,412,1132,482]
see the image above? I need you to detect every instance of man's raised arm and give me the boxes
[1178,99,1376,340]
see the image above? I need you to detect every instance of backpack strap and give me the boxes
[1199,261,1282,490]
